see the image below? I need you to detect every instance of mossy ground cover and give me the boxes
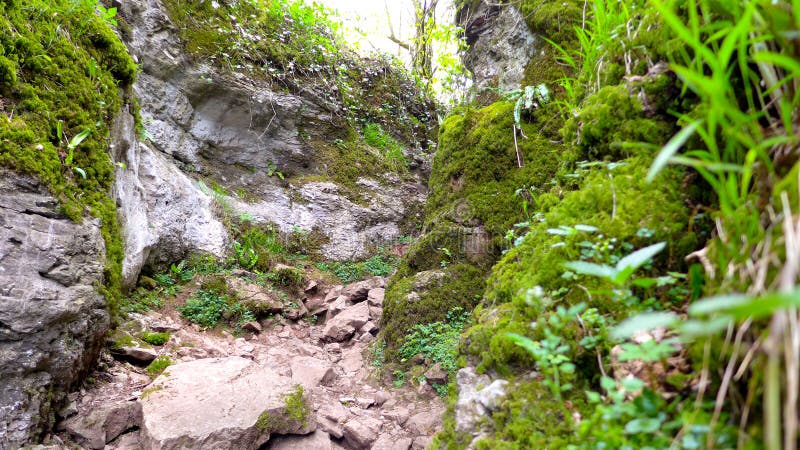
[0,0,137,313]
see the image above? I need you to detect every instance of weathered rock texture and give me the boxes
[139,357,314,450]
[111,109,229,288]
[111,0,427,280]
[0,170,110,447]
[458,3,537,92]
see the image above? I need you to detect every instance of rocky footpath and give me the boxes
[46,276,444,450]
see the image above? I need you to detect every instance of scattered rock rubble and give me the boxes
[52,276,445,450]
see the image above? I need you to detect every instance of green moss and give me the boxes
[0,0,137,316]
[272,265,306,288]
[108,331,135,350]
[466,157,696,374]
[141,331,170,346]
[518,0,583,91]
[563,85,672,161]
[145,356,171,377]
[382,264,486,359]
[426,101,563,249]
[256,385,310,434]
[382,98,566,360]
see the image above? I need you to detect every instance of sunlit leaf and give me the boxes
[615,242,666,283]
[647,120,701,182]
[611,312,679,340]
[563,261,616,280]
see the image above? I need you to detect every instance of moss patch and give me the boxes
[256,385,310,434]
[563,85,672,161]
[0,0,137,314]
[467,157,696,375]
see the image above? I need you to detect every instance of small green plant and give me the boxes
[438,247,452,268]
[398,307,470,374]
[432,382,448,397]
[362,122,407,169]
[563,242,666,287]
[56,120,91,179]
[170,260,194,282]
[178,290,253,329]
[266,161,285,180]
[141,331,170,346]
[145,356,171,377]
[369,340,386,368]
[317,254,399,283]
[233,240,258,269]
[392,370,406,388]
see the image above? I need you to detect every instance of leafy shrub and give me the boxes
[178,290,252,328]
[318,254,399,283]
[363,123,407,169]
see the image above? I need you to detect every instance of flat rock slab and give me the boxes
[291,356,335,389]
[268,430,333,449]
[63,401,142,449]
[140,357,314,450]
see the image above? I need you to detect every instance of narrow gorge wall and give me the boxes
[0,0,436,445]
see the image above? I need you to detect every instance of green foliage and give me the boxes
[563,85,671,161]
[178,290,253,329]
[162,0,435,147]
[317,254,399,283]
[256,385,310,433]
[382,264,485,359]
[362,122,408,169]
[120,288,165,314]
[0,0,138,315]
[141,331,170,346]
[271,264,306,288]
[398,307,470,374]
[145,356,171,377]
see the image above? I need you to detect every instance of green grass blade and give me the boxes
[647,120,702,182]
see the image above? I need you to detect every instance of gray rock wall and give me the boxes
[113,0,426,279]
[0,171,109,447]
[459,3,537,92]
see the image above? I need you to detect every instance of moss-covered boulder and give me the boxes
[467,156,697,374]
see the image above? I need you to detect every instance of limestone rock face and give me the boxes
[111,109,229,288]
[139,357,314,450]
[0,171,109,447]
[458,3,537,92]
[111,0,427,275]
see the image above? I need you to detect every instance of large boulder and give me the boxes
[139,357,314,450]
[0,171,110,447]
[322,302,371,342]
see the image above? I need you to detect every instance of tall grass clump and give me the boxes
[632,0,800,448]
